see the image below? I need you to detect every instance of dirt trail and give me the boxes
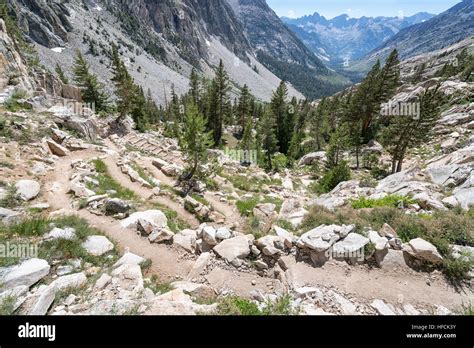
[101,156,200,228]
[103,139,200,227]
[44,150,193,280]
[137,154,243,226]
[286,259,473,311]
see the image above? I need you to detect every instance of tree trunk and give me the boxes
[391,158,397,174]
[355,145,360,170]
[396,155,405,173]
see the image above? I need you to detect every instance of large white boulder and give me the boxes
[298,152,326,166]
[113,252,145,268]
[14,180,40,201]
[81,236,114,256]
[297,225,355,252]
[403,238,443,264]
[120,210,168,229]
[213,236,251,265]
[332,233,370,257]
[0,258,50,290]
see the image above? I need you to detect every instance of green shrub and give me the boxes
[272,153,288,172]
[0,185,21,208]
[156,204,190,233]
[91,159,107,173]
[145,274,173,295]
[4,217,52,237]
[131,164,157,187]
[3,90,28,112]
[88,173,135,200]
[317,161,351,193]
[351,195,415,209]
[0,295,17,315]
[216,297,262,316]
[443,257,474,284]
[261,294,295,315]
[236,196,260,216]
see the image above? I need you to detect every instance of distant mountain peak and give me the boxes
[282,11,436,66]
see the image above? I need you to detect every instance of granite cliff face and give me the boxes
[6,0,349,101]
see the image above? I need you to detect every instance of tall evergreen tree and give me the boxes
[208,60,230,146]
[326,123,350,169]
[189,68,201,105]
[380,85,443,173]
[180,102,213,183]
[73,50,109,112]
[271,81,291,154]
[310,98,330,151]
[110,45,136,119]
[237,84,252,135]
[55,63,69,84]
[258,108,278,170]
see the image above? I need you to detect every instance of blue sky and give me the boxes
[267,0,462,19]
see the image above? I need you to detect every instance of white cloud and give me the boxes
[288,10,296,18]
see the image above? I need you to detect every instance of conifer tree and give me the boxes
[271,81,291,154]
[380,85,443,173]
[240,117,253,152]
[237,84,251,135]
[310,98,329,151]
[110,45,136,119]
[326,123,350,169]
[208,60,230,146]
[73,50,109,112]
[189,68,201,105]
[258,108,278,170]
[180,102,213,183]
[55,63,69,84]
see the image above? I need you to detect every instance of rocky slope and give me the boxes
[6,0,351,102]
[282,12,434,67]
[349,0,474,74]
[7,0,304,102]
[0,7,473,317]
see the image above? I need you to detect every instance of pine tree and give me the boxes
[288,100,307,162]
[310,98,329,151]
[237,84,252,135]
[208,60,230,146]
[378,50,400,101]
[73,50,109,112]
[240,117,253,152]
[411,62,426,84]
[143,89,158,124]
[358,60,381,141]
[326,123,350,169]
[258,108,278,170]
[271,81,290,154]
[55,63,69,84]
[110,45,136,119]
[180,102,213,183]
[380,85,443,173]
[189,68,201,105]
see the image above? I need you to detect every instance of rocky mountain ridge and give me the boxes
[282,11,434,66]
[349,0,474,74]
